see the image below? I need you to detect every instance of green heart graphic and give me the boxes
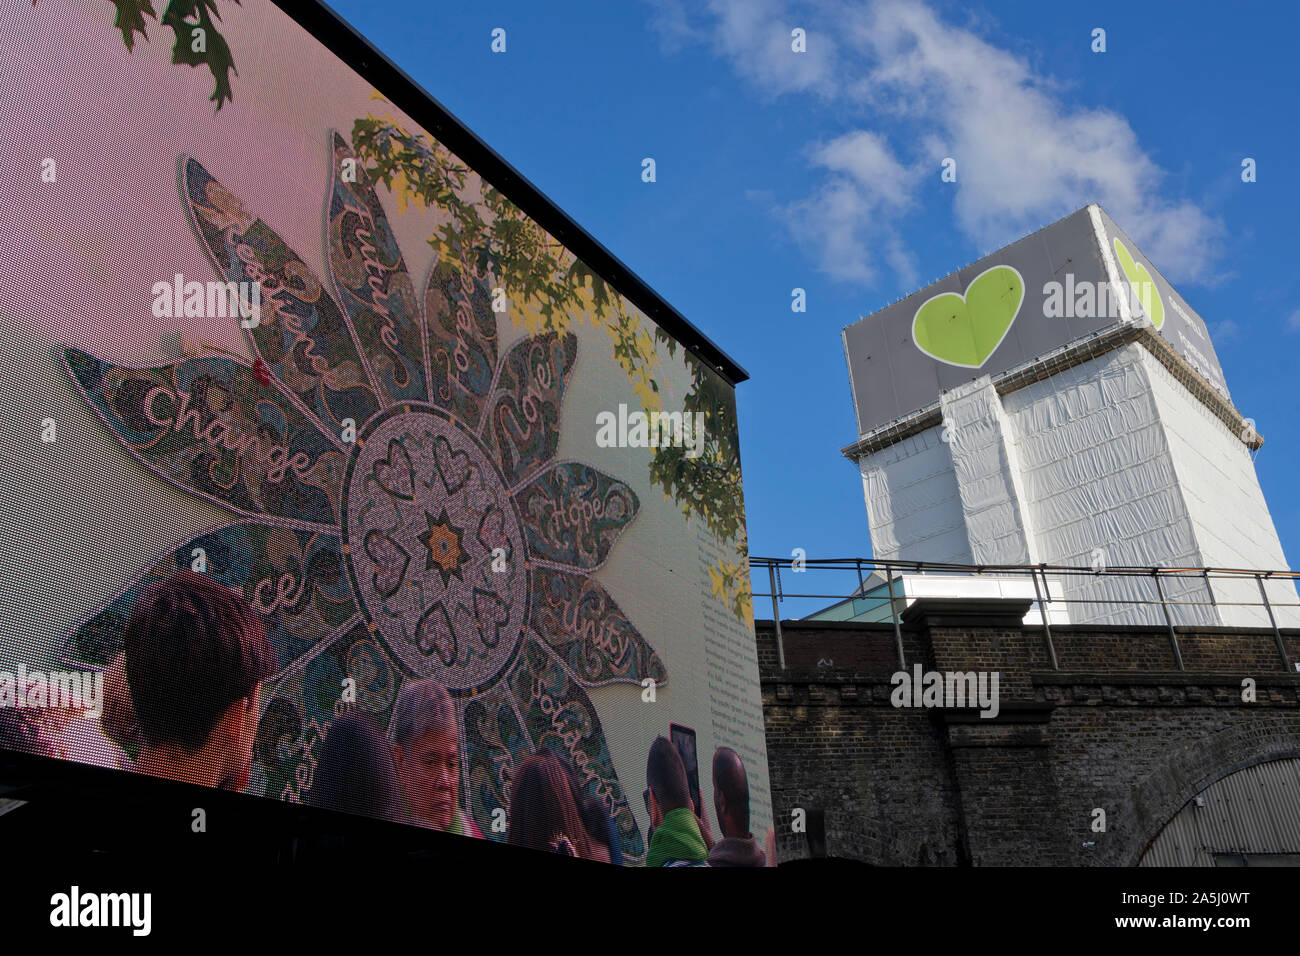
[1113,237,1164,330]
[912,265,1024,368]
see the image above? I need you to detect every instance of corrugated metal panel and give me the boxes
[1140,802,1211,867]
[1140,758,1300,865]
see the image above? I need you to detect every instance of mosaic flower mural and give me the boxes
[59,132,667,861]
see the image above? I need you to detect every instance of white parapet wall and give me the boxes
[896,572,1069,626]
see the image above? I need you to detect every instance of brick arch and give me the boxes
[1094,720,1300,867]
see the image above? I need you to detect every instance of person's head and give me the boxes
[578,796,613,865]
[556,756,614,862]
[101,653,142,759]
[507,750,594,860]
[308,712,404,823]
[123,570,273,790]
[712,746,751,838]
[389,678,459,830]
[645,736,691,825]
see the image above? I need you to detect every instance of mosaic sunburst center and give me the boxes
[342,404,528,691]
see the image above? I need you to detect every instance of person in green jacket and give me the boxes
[645,736,712,866]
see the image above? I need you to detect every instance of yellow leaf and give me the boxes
[708,566,725,598]
[390,169,412,214]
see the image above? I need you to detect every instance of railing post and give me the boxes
[1257,573,1291,671]
[1153,570,1184,670]
[768,562,785,670]
[1031,565,1059,670]
[886,567,905,670]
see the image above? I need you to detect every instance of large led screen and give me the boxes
[0,0,769,866]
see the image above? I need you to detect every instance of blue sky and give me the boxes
[326,0,1300,588]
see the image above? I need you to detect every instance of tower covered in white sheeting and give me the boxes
[841,205,1297,627]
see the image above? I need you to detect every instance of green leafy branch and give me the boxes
[351,111,751,626]
[649,330,752,626]
[95,0,240,109]
[351,113,663,410]
[648,329,743,543]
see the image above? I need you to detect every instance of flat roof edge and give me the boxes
[274,0,748,385]
[841,204,1096,333]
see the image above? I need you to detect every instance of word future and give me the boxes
[890,665,1000,719]
[50,886,151,936]
[595,404,706,459]
[152,273,262,328]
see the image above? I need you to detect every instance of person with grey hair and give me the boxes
[389,678,483,838]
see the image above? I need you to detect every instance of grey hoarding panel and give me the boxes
[843,303,907,435]
[1093,208,1231,403]
[844,205,1231,437]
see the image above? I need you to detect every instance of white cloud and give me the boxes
[645,0,839,95]
[780,130,920,285]
[859,1,1225,281]
[811,130,910,197]
[705,0,838,98]
[649,0,1225,287]
[645,0,701,53]
[1285,309,1300,334]
[1209,319,1239,343]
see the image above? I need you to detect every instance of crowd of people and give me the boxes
[1,569,775,866]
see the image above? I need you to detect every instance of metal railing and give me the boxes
[749,556,1300,673]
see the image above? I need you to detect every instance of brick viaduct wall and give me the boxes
[757,598,1300,866]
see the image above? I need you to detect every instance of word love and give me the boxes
[152,273,262,328]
